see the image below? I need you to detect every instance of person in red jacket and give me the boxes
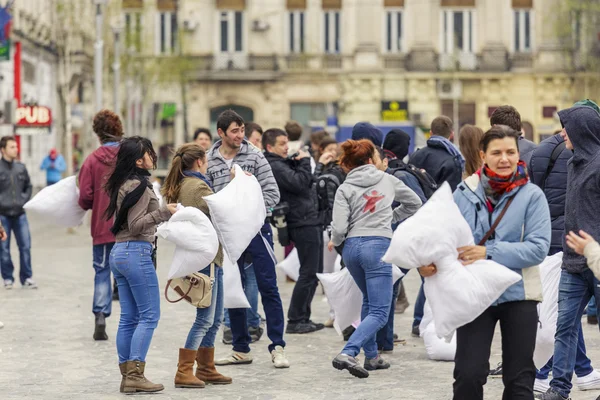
[78,109,124,341]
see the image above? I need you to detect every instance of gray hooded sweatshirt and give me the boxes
[330,164,422,246]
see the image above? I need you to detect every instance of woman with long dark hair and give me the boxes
[161,143,232,389]
[458,124,485,178]
[104,136,177,394]
[327,139,422,378]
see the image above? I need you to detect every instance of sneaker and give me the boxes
[3,279,13,290]
[307,320,325,331]
[364,355,391,371]
[411,325,420,338]
[222,327,233,344]
[332,353,369,378]
[249,326,264,343]
[342,326,356,341]
[393,333,406,344]
[215,351,253,366]
[535,388,569,400]
[489,362,503,378]
[93,312,108,341]
[286,322,317,334]
[576,369,600,391]
[22,278,37,289]
[271,346,290,369]
[534,378,551,393]
[588,315,598,325]
[324,318,335,328]
[395,297,409,314]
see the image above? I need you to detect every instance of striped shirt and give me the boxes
[207,139,280,216]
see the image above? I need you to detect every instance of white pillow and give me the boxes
[420,302,456,361]
[204,164,266,263]
[534,252,563,369]
[383,183,522,339]
[24,176,87,227]
[156,207,219,279]
[222,254,251,309]
[276,248,300,282]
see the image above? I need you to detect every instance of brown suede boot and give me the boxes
[123,360,164,393]
[174,348,205,388]
[118,363,127,393]
[195,347,233,384]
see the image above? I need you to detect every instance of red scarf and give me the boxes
[477,161,529,210]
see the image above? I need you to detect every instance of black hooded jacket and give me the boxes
[559,106,600,273]
[408,138,463,191]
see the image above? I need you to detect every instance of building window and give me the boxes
[324,11,340,54]
[441,10,474,54]
[156,11,177,54]
[385,10,403,52]
[514,9,532,52]
[288,11,305,53]
[124,12,142,52]
[220,11,244,53]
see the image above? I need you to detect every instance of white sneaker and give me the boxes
[3,280,13,290]
[271,346,290,368]
[576,369,600,391]
[22,278,37,289]
[534,378,550,393]
[215,351,253,366]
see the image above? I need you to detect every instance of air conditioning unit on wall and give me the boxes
[252,19,270,32]
[182,19,198,32]
[437,80,462,100]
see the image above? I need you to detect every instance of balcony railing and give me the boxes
[439,53,478,71]
[382,54,407,70]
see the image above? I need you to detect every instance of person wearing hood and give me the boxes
[78,109,124,341]
[538,104,600,400]
[40,148,66,186]
[263,128,324,335]
[409,116,464,191]
[351,122,384,147]
[328,139,421,379]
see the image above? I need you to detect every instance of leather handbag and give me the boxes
[165,264,214,308]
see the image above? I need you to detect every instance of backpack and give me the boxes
[389,163,438,199]
[316,166,345,226]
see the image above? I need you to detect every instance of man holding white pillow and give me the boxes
[207,110,289,369]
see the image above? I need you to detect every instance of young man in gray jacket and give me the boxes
[207,110,289,369]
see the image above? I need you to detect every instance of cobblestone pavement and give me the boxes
[1,213,600,400]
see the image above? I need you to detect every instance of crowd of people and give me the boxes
[1,99,600,399]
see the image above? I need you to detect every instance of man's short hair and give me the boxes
[430,116,453,138]
[193,128,211,141]
[284,121,303,141]
[310,130,330,145]
[262,128,287,150]
[245,122,263,138]
[216,109,245,133]
[490,105,522,132]
[0,136,16,150]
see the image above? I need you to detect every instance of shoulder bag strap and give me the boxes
[164,278,195,304]
[477,196,516,246]
[540,141,566,191]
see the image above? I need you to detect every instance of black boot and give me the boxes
[94,312,108,341]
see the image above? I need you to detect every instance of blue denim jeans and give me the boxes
[229,223,285,353]
[413,278,426,328]
[110,241,161,363]
[537,322,592,379]
[185,265,224,349]
[587,297,597,317]
[342,237,393,360]
[550,269,600,398]
[93,243,114,317]
[0,214,32,284]
[223,263,261,329]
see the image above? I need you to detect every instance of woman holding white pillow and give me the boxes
[420,125,551,399]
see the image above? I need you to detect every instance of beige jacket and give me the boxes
[584,241,600,280]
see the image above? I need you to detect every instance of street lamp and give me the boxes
[111,21,123,116]
[92,0,107,112]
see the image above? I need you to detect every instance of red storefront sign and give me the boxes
[15,105,52,127]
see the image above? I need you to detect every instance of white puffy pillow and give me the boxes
[383,183,522,339]
[156,207,219,279]
[204,165,266,263]
[420,302,456,361]
[222,254,251,309]
[24,176,87,227]
[276,248,300,282]
[534,252,563,369]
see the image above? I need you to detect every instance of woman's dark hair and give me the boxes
[193,128,212,141]
[459,124,485,176]
[339,139,376,172]
[480,125,521,153]
[103,136,157,220]
[93,109,124,144]
[319,137,338,153]
[162,143,206,203]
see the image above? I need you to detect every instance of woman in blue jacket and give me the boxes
[421,125,551,399]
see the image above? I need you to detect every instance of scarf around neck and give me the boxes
[478,161,529,207]
[428,135,465,170]
[111,168,153,236]
[183,170,213,190]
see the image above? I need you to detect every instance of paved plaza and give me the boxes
[1,212,600,399]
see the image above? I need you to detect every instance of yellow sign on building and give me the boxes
[381,101,409,121]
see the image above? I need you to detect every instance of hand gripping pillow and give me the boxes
[382,183,522,339]
[222,254,251,309]
[204,164,266,263]
[317,265,404,335]
[533,252,563,369]
[156,207,219,279]
[24,176,87,227]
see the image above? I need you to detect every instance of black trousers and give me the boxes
[453,300,538,400]
[287,225,323,324]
